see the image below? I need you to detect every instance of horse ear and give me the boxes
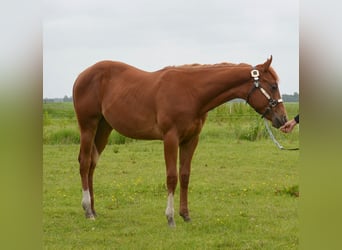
[263,55,273,72]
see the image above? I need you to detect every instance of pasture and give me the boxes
[43,102,299,249]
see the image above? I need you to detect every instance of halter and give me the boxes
[246,68,283,117]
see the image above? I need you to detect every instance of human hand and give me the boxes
[280,119,297,133]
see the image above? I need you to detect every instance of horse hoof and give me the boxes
[167,217,176,227]
[180,213,191,222]
[86,214,96,220]
[85,212,96,220]
[183,216,191,222]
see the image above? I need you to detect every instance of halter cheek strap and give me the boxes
[247,69,283,117]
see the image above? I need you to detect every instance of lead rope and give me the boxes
[263,118,299,150]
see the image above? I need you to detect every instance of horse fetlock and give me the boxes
[166,216,176,227]
[180,212,191,222]
[165,193,176,227]
[82,203,95,218]
[82,189,95,219]
[165,207,174,221]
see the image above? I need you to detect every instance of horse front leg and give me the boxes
[163,130,179,227]
[179,135,199,222]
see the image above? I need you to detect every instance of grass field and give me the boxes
[43,102,299,249]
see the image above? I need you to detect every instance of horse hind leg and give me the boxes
[79,128,97,219]
[87,118,113,218]
[87,145,99,217]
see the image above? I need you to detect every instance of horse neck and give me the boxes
[196,66,252,113]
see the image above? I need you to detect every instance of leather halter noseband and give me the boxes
[246,68,283,117]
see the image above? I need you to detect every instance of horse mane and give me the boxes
[163,62,250,70]
[162,62,280,83]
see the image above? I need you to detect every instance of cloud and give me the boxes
[43,0,298,98]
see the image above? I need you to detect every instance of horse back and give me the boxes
[73,61,165,138]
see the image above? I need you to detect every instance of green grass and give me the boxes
[43,102,299,249]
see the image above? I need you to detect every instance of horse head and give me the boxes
[246,56,288,128]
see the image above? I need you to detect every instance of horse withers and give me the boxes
[73,56,287,226]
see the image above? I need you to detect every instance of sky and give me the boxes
[43,0,298,98]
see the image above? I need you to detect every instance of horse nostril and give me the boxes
[283,116,288,123]
[275,116,287,127]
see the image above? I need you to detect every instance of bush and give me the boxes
[236,119,268,141]
[108,132,133,145]
[47,129,80,144]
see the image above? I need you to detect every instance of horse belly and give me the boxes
[100,73,163,139]
[102,107,162,140]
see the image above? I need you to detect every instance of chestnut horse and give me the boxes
[73,56,287,227]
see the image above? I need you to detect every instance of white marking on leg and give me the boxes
[165,193,174,217]
[165,193,175,226]
[82,189,91,209]
[82,189,94,219]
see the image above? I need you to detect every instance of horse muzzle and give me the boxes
[272,115,287,128]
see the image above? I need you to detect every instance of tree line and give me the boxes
[43,92,299,103]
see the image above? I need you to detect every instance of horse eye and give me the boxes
[271,84,278,90]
